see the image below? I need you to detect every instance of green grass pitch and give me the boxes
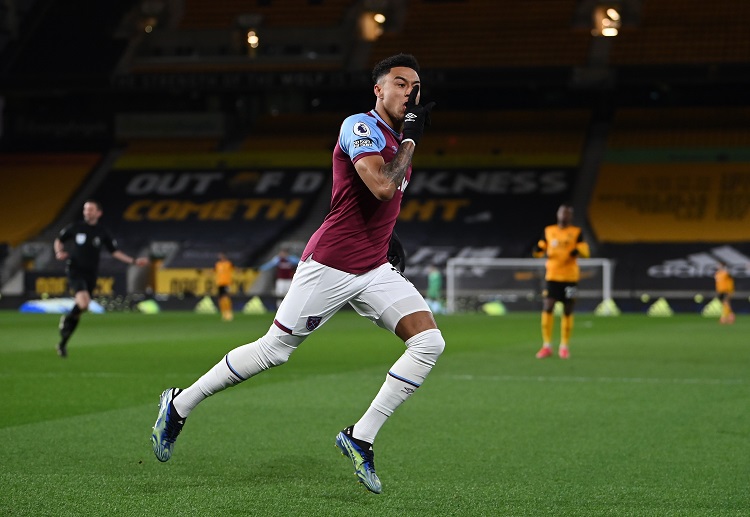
[1,310,748,516]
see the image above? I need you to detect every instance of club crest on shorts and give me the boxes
[306,316,322,331]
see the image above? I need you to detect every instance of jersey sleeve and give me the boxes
[58,223,74,242]
[338,114,387,162]
[532,229,548,257]
[103,230,119,253]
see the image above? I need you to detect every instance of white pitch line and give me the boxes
[445,374,745,385]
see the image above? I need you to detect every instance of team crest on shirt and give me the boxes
[306,316,323,331]
[353,122,371,137]
[76,233,86,245]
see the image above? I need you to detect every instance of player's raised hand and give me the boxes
[402,85,435,146]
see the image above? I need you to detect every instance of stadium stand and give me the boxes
[1,0,748,308]
[610,0,750,65]
[606,107,750,149]
[0,154,101,246]
[369,0,591,68]
[421,109,590,158]
[179,0,354,30]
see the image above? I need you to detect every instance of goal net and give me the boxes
[445,258,614,314]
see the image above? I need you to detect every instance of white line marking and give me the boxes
[445,374,744,385]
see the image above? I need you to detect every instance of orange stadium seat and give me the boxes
[421,109,590,156]
[123,138,220,153]
[610,0,750,65]
[179,0,353,30]
[0,154,101,246]
[607,107,750,149]
[369,0,591,68]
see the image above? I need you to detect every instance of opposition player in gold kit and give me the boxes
[714,261,735,324]
[532,204,590,359]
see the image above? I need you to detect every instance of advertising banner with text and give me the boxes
[590,163,750,242]
[396,167,576,271]
[25,272,126,296]
[600,242,750,294]
[154,268,259,296]
[90,168,328,262]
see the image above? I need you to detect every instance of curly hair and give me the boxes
[371,53,420,84]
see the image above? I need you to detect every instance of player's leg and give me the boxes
[152,258,354,461]
[339,263,445,493]
[57,274,92,356]
[719,292,734,324]
[536,283,556,358]
[218,286,233,321]
[559,283,577,359]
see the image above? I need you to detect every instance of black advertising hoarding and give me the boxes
[398,167,576,267]
[600,243,750,295]
[89,167,328,264]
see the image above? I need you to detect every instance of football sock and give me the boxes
[219,296,232,317]
[60,305,83,340]
[561,314,574,346]
[541,311,553,345]
[173,332,295,418]
[354,329,445,444]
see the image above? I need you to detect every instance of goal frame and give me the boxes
[445,258,613,314]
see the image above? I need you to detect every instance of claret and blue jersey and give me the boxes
[302,110,410,274]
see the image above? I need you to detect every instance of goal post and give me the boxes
[445,258,614,314]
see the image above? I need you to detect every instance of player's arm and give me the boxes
[112,250,149,266]
[353,85,433,201]
[532,233,547,258]
[53,237,68,261]
[354,148,414,201]
[258,257,279,271]
[570,231,591,258]
[54,225,73,260]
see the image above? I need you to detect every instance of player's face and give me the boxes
[82,202,102,224]
[374,66,421,130]
[557,205,573,226]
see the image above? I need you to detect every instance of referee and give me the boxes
[53,200,149,357]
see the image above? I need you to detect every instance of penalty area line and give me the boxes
[446,374,744,385]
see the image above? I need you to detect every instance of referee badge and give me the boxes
[76,233,86,245]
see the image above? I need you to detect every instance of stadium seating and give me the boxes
[369,0,590,68]
[0,154,100,246]
[607,107,750,149]
[179,0,354,30]
[610,0,750,64]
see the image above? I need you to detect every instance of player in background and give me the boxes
[532,203,590,359]
[54,200,149,357]
[714,261,735,324]
[215,252,235,321]
[258,248,300,306]
[425,263,444,314]
[151,53,441,494]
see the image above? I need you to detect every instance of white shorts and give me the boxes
[273,257,430,337]
[274,278,293,297]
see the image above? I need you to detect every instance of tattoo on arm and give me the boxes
[381,141,415,186]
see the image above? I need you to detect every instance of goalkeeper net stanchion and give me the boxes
[445,258,615,314]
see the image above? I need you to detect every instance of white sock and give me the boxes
[172,355,243,417]
[173,333,296,418]
[353,329,444,444]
